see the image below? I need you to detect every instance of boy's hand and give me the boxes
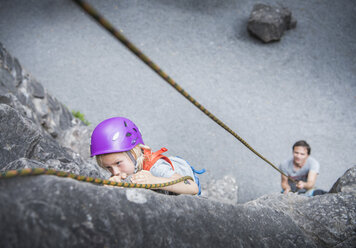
[108,176,122,183]
[131,170,156,184]
[108,172,128,183]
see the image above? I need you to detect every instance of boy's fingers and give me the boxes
[109,176,122,182]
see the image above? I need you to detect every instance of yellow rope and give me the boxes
[0,168,193,189]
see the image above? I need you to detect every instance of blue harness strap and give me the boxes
[189,165,206,196]
[173,156,206,196]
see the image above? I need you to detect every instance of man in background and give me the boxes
[279,140,326,196]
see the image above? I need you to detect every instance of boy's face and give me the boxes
[100,152,135,177]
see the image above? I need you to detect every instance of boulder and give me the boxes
[247,4,297,43]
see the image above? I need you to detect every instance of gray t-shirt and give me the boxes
[150,157,196,182]
[279,156,320,191]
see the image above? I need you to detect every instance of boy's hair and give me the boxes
[96,144,150,172]
[292,140,311,155]
[130,144,150,171]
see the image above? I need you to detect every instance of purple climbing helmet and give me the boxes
[90,117,144,157]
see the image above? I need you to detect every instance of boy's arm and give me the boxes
[131,170,199,195]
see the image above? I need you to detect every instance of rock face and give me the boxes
[0,42,73,138]
[0,104,106,177]
[0,42,93,160]
[330,166,356,194]
[0,166,355,248]
[0,42,108,178]
[248,167,356,248]
[247,4,297,43]
[0,43,355,247]
[201,174,238,204]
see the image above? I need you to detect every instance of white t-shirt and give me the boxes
[150,157,196,182]
[279,156,320,191]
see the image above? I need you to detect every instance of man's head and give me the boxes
[293,140,311,155]
[292,140,311,168]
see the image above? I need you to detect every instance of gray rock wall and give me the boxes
[0,104,103,177]
[0,166,355,248]
[0,43,108,178]
[0,42,75,138]
[0,41,94,161]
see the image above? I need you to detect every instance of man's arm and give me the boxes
[281,174,291,194]
[296,171,318,190]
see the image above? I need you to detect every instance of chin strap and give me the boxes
[126,152,138,173]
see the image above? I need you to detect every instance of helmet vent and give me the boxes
[124,121,127,127]
[133,128,137,132]
[126,132,132,137]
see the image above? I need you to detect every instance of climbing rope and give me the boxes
[72,0,296,183]
[0,168,193,188]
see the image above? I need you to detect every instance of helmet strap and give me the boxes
[126,151,138,173]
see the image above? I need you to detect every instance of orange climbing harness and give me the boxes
[142,147,175,171]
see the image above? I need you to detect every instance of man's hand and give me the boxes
[296,181,305,189]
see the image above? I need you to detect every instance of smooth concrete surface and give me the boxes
[1,0,355,202]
